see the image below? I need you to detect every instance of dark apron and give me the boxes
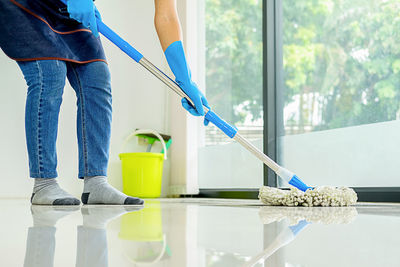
[0,0,106,63]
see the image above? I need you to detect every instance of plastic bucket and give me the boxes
[119,129,167,198]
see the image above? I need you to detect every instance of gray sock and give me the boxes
[82,176,144,205]
[31,178,80,206]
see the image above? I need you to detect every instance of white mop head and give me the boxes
[259,186,357,207]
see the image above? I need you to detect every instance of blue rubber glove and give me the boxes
[67,0,100,37]
[164,41,210,126]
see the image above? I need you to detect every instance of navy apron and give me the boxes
[0,0,106,63]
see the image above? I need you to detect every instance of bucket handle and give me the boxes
[121,129,167,160]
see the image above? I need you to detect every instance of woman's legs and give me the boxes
[18,60,66,178]
[66,61,112,178]
[66,61,143,205]
[18,60,80,205]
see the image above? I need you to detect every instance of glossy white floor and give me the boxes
[1,198,399,267]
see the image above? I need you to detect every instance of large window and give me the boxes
[197,0,400,193]
[278,0,400,187]
[198,0,264,189]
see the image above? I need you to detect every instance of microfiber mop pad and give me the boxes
[259,186,357,207]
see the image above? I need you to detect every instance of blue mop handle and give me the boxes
[97,21,144,63]
[204,111,237,138]
[59,0,143,62]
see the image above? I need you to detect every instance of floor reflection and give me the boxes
[245,207,358,267]
[24,205,143,267]
[118,200,171,264]
[24,206,80,267]
[17,200,400,267]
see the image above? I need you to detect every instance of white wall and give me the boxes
[279,120,400,187]
[0,0,173,198]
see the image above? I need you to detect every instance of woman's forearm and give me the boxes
[154,0,182,51]
[154,0,209,117]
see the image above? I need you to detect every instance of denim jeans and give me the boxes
[17,60,112,178]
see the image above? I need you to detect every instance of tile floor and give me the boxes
[1,198,399,267]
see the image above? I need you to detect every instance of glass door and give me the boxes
[277,0,400,187]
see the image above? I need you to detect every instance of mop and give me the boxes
[65,3,357,206]
[259,186,357,207]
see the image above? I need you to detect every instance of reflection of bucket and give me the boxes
[119,200,163,241]
[119,130,167,198]
[119,201,169,264]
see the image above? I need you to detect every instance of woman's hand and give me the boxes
[67,0,100,37]
[164,41,211,126]
[179,81,211,126]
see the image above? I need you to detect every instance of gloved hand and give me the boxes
[164,41,210,126]
[67,0,101,37]
[180,81,210,126]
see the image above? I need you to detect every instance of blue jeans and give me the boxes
[17,60,112,178]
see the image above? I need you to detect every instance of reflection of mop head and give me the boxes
[245,207,358,267]
[259,206,358,225]
[259,186,357,207]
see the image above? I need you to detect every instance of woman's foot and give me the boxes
[31,178,80,205]
[82,176,144,205]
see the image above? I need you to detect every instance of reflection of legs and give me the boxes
[76,206,142,267]
[17,60,79,205]
[23,206,79,267]
[66,62,143,205]
[24,226,56,267]
[76,226,108,267]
